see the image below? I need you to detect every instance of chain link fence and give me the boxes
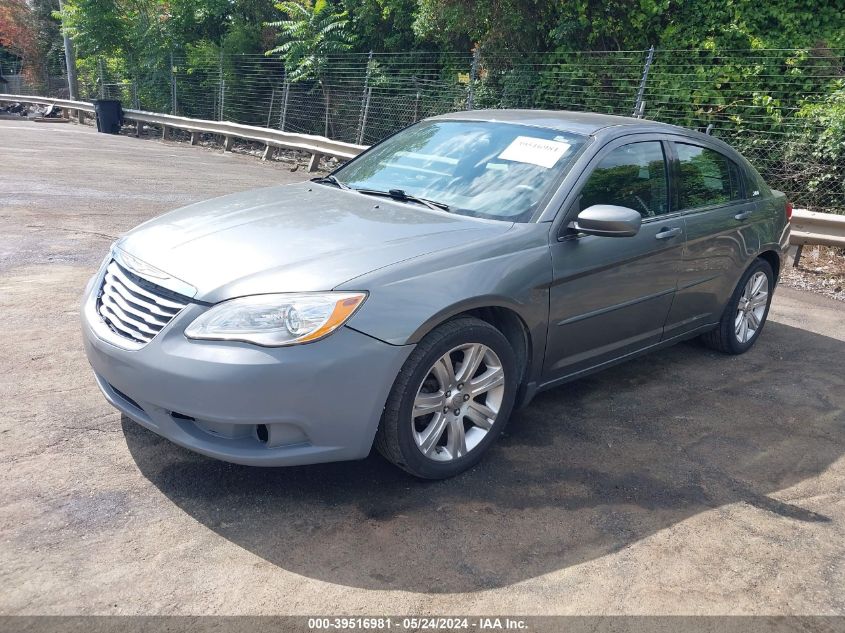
[3,47,843,214]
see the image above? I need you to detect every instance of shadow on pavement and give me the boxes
[125,321,845,592]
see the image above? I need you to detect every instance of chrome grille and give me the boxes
[96,260,189,345]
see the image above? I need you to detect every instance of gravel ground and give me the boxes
[782,246,845,302]
[1,120,844,618]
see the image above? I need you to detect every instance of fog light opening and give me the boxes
[256,424,269,444]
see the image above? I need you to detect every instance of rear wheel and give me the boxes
[701,258,774,354]
[375,317,517,479]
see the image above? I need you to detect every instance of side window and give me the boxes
[676,143,743,209]
[579,141,668,218]
[739,165,763,199]
[729,161,743,199]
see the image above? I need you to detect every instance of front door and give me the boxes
[544,138,685,382]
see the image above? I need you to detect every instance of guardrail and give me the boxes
[790,208,845,267]
[0,93,368,171]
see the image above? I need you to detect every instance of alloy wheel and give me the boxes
[734,270,769,343]
[411,343,505,461]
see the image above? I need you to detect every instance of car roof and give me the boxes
[429,108,711,140]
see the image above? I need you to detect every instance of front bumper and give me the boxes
[81,274,414,467]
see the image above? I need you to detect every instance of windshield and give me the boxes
[334,120,587,222]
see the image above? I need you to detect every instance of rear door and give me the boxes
[544,137,685,381]
[663,139,762,338]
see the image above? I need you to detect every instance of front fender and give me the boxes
[337,223,554,385]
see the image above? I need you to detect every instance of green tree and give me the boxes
[548,0,669,51]
[341,0,418,52]
[265,0,352,135]
[58,0,170,104]
[411,0,845,54]
[788,83,845,213]
[413,0,556,51]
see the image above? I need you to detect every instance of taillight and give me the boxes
[785,201,793,221]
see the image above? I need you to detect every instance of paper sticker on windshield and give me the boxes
[498,136,572,168]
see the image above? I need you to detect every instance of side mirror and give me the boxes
[570,204,642,237]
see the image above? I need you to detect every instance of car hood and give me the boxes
[116,182,513,302]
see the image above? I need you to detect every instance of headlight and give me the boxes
[184,292,367,347]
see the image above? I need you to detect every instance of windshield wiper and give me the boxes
[311,174,350,190]
[353,188,450,212]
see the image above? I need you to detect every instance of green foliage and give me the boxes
[222,23,263,55]
[413,0,555,51]
[548,0,669,51]
[165,0,231,47]
[787,84,845,212]
[46,0,845,64]
[404,0,844,54]
[264,0,353,136]
[340,0,417,53]
[798,83,845,160]
[659,0,845,52]
[265,0,352,82]
[543,0,845,53]
[31,0,63,61]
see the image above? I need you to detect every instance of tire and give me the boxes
[375,316,518,479]
[701,258,774,354]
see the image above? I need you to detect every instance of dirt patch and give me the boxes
[783,245,845,302]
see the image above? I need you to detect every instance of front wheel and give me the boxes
[375,317,518,479]
[701,258,774,354]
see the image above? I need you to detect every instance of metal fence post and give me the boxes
[357,51,374,143]
[220,80,226,121]
[278,80,290,130]
[218,51,224,121]
[98,57,105,98]
[170,51,177,115]
[414,92,420,122]
[266,88,276,127]
[467,46,480,110]
[57,0,79,101]
[632,45,655,118]
[357,86,372,145]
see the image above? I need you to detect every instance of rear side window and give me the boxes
[579,141,669,218]
[675,143,743,209]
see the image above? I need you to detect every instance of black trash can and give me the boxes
[93,99,123,134]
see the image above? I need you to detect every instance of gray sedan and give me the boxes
[81,110,790,479]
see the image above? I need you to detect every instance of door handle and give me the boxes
[734,211,752,221]
[655,226,682,240]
